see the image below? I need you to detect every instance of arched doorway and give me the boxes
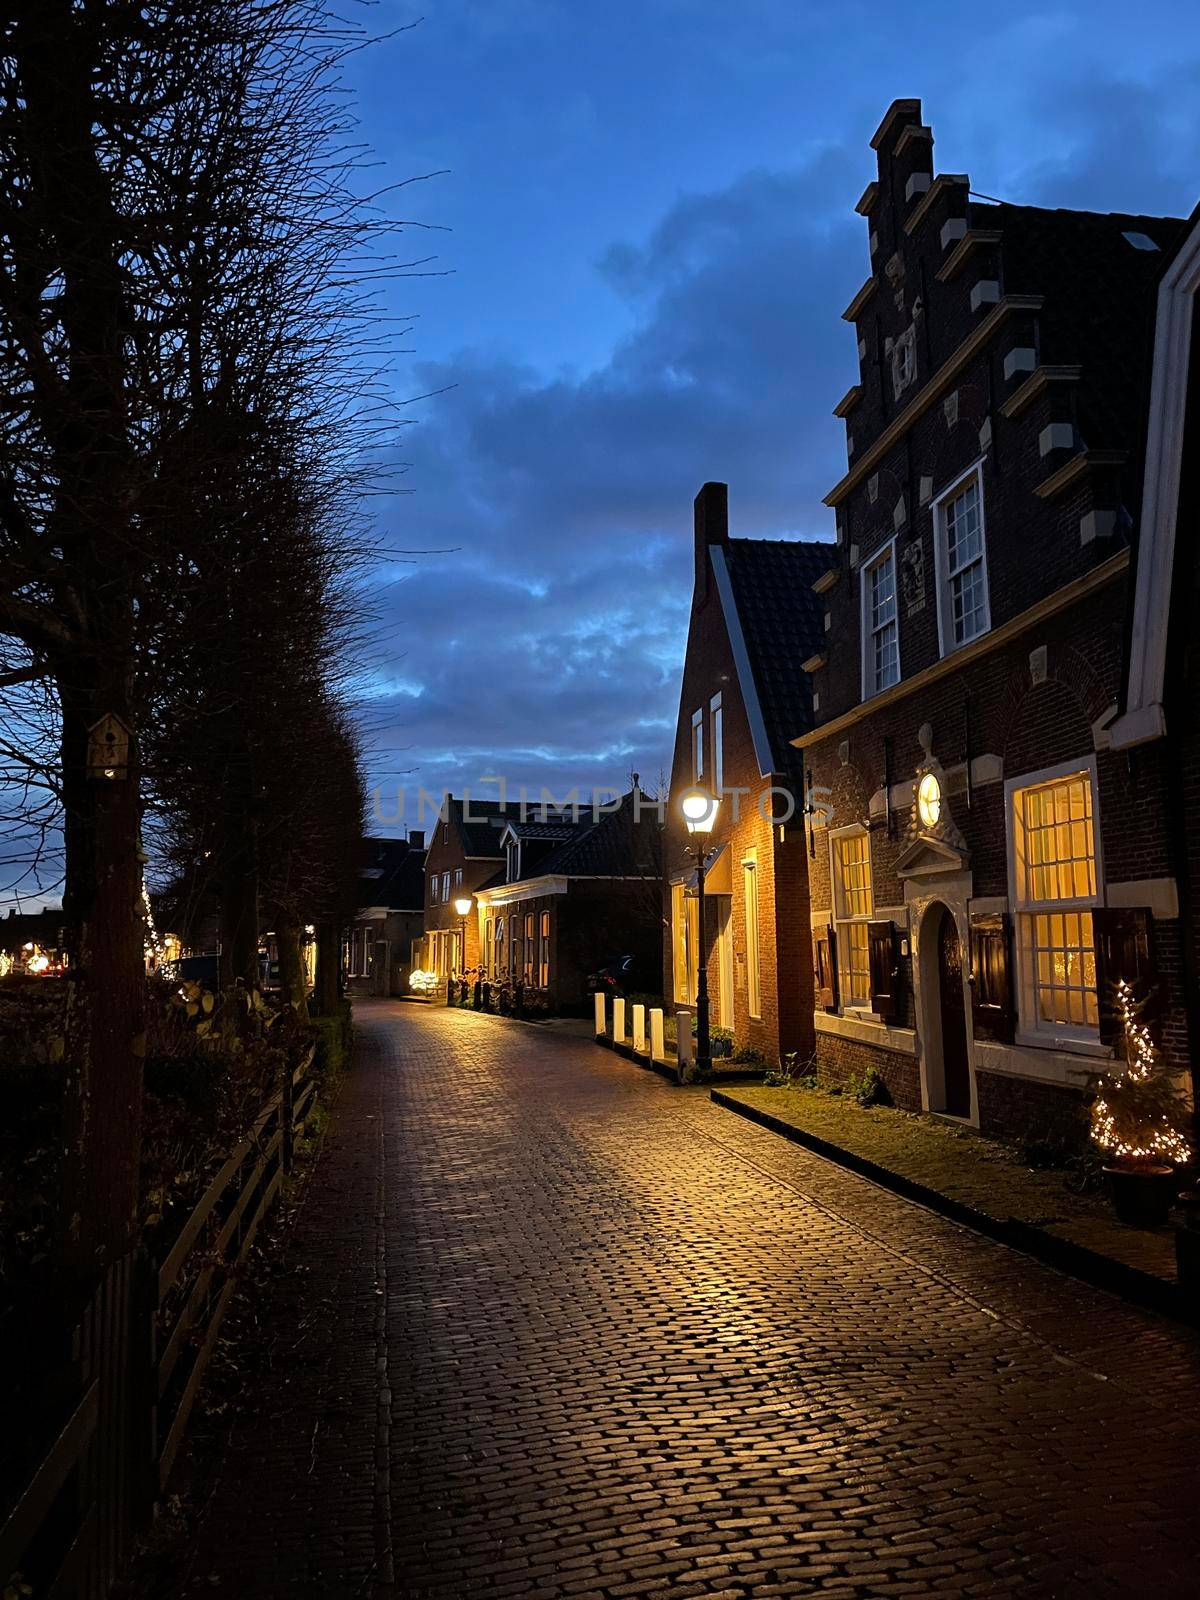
[916,900,973,1118]
[935,908,972,1117]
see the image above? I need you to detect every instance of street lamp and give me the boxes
[679,785,720,1078]
[453,895,473,1000]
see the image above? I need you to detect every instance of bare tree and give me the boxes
[0,0,429,1271]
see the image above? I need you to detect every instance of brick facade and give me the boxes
[663,485,828,1065]
[797,100,1188,1145]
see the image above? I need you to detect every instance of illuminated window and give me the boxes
[671,881,698,1004]
[743,850,761,1019]
[934,465,991,653]
[1011,767,1099,1036]
[494,916,505,977]
[862,545,899,697]
[832,829,872,1006]
[524,912,535,986]
[539,911,550,988]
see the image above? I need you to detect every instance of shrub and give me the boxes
[845,1064,890,1108]
[729,1044,771,1068]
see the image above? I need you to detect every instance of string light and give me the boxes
[1091,977,1192,1167]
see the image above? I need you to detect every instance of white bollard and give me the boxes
[650,1008,666,1061]
[675,1007,693,1072]
[631,1003,646,1053]
[594,991,607,1037]
[612,996,626,1045]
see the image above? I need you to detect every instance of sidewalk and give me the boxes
[713,1083,1191,1322]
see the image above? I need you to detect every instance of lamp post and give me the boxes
[679,786,720,1078]
[453,895,473,1004]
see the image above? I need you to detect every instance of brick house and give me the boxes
[1110,202,1200,1101]
[796,98,1189,1142]
[663,482,833,1064]
[345,835,427,995]
[417,799,518,981]
[474,789,662,1013]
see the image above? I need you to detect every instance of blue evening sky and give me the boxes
[346,0,1198,835]
[5,1,1197,911]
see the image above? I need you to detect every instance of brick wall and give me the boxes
[663,527,813,1065]
[812,1032,923,1112]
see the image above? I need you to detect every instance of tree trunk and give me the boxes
[276,913,308,1015]
[218,782,260,995]
[315,919,340,1016]
[58,672,146,1276]
[19,1,145,1278]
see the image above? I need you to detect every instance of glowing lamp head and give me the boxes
[917,771,942,829]
[453,896,473,918]
[679,786,720,835]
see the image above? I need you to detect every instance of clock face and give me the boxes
[917,771,942,829]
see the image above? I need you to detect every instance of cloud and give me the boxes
[357,55,1200,830]
[358,152,864,820]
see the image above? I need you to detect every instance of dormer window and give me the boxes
[891,327,916,399]
[506,839,520,882]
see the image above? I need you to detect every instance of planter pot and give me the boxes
[1104,1164,1177,1227]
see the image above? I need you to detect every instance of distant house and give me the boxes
[473,788,662,1012]
[663,482,833,1065]
[418,798,526,981]
[0,906,66,974]
[797,98,1189,1138]
[346,834,427,996]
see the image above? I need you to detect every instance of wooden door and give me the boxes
[937,908,971,1117]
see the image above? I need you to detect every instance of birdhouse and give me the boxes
[87,713,132,780]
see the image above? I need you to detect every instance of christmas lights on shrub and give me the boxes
[1090,978,1192,1167]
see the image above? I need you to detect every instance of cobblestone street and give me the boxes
[185,1001,1200,1598]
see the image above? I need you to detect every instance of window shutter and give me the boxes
[968,912,1014,1043]
[1093,906,1156,1046]
[868,920,898,1021]
[813,926,837,1011]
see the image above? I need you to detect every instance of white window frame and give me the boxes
[860,538,900,701]
[441,870,450,903]
[830,824,874,1011]
[430,874,440,905]
[1005,756,1104,1051]
[691,707,704,784]
[710,692,724,794]
[933,460,991,658]
[742,848,761,1020]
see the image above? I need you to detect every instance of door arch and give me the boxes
[917,900,973,1119]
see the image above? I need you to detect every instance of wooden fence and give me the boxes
[0,1046,316,1599]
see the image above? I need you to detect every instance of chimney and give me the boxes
[408,829,425,850]
[694,481,728,604]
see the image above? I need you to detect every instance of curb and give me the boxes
[595,1035,767,1088]
[710,1089,1194,1327]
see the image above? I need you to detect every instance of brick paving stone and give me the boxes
[181,1001,1200,1598]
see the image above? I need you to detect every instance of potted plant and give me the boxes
[1089,978,1192,1226]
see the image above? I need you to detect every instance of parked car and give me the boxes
[586,954,657,996]
[176,953,219,986]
